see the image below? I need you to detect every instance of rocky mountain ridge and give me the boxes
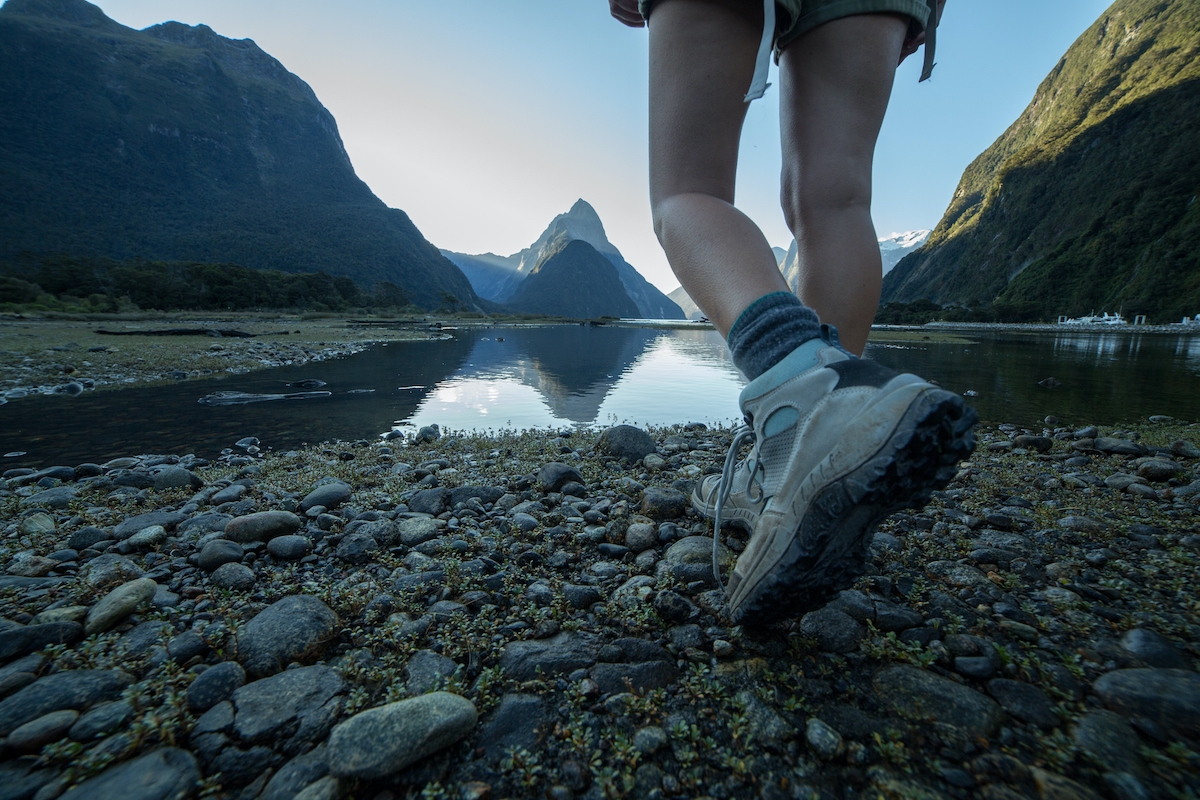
[881,0,1200,322]
[444,200,685,319]
[0,0,481,310]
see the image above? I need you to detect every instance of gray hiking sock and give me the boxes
[726,291,822,380]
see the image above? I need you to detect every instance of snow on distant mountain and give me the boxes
[878,230,930,275]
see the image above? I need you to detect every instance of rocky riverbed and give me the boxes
[1,417,1198,800]
[0,317,448,400]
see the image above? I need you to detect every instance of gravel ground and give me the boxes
[0,416,1198,800]
[0,316,449,400]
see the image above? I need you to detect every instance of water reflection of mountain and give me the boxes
[453,326,661,423]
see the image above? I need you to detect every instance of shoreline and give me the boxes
[0,418,1198,798]
[7,314,1196,406]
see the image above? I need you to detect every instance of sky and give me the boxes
[80,0,1116,295]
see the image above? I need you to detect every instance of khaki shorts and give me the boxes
[639,0,932,58]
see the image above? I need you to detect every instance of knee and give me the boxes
[780,162,873,234]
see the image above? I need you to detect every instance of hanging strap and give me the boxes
[919,0,938,82]
[744,0,776,102]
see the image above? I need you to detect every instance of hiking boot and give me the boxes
[706,327,977,623]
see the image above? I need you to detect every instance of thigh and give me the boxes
[777,13,907,204]
[647,0,764,207]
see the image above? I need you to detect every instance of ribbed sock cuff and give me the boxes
[726,291,822,380]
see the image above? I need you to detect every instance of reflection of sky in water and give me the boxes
[407,330,745,432]
[5,325,1199,467]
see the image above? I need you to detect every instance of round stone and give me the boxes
[6,709,79,752]
[328,692,478,779]
[211,562,256,591]
[267,535,310,561]
[197,539,244,572]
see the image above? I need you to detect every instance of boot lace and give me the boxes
[712,423,764,592]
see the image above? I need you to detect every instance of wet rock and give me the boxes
[112,511,186,540]
[237,595,340,678]
[299,481,352,512]
[350,518,400,547]
[1094,438,1145,456]
[925,560,989,587]
[563,584,602,610]
[1059,516,1109,535]
[590,660,677,694]
[1093,668,1200,739]
[799,606,864,653]
[597,425,658,463]
[67,527,112,551]
[80,554,143,589]
[197,539,243,572]
[224,510,302,543]
[85,577,158,634]
[538,462,584,493]
[500,633,598,681]
[177,513,233,538]
[640,487,687,519]
[69,700,134,741]
[0,621,83,662]
[188,661,247,712]
[5,708,78,752]
[1073,710,1144,776]
[475,693,548,761]
[399,517,441,547]
[1119,629,1191,670]
[657,536,725,586]
[328,692,477,779]
[20,485,76,509]
[231,665,344,753]
[153,466,202,490]
[986,679,1058,729]
[1136,459,1181,482]
[58,747,199,800]
[406,650,460,695]
[260,746,330,800]
[805,717,844,759]
[408,488,451,516]
[873,666,1005,738]
[1170,440,1200,459]
[267,534,311,561]
[336,531,379,564]
[0,669,133,735]
[211,561,256,591]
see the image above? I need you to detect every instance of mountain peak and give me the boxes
[568,198,600,220]
[0,0,123,31]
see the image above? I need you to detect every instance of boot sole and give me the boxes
[729,387,977,624]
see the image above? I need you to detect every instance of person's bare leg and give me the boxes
[648,0,788,338]
[778,15,907,355]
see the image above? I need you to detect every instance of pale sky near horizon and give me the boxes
[62,0,1114,295]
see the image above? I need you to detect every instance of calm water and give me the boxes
[2,325,1198,468]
